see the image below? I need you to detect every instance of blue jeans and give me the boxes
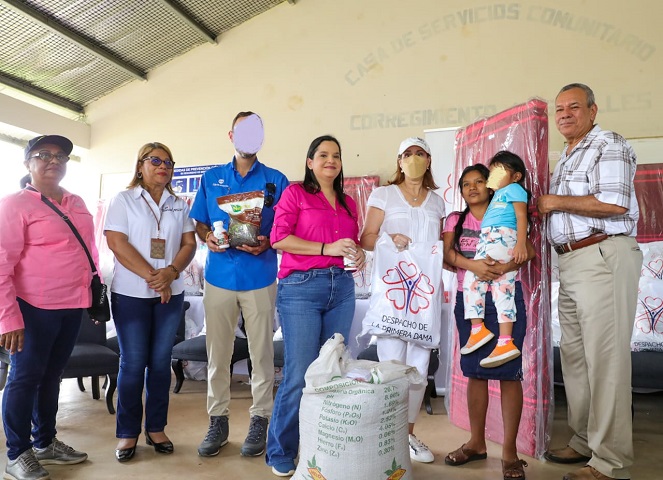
[266,267,355,467]
[112,292,183,438]
[2,299,82,460]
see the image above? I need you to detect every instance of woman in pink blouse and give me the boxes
[0,135,95,479]
[265,135,365,477]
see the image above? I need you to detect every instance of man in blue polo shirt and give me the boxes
[190,112,288,459]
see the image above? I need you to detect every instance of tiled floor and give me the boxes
[0,377,660,479]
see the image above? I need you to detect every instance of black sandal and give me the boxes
[444,444,488,466]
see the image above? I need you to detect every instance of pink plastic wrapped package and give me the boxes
[343,175,380,235]
[630,163,663,351]
[634,163,663,243]
[448,99,552,458]
[343,176,380,298]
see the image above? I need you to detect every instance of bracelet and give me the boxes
[205,230,214,242]
[321,243,325,255]
[168,264,180,279]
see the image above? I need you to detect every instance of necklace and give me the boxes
[401,184,423,202]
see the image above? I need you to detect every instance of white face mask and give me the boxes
[400,154,428,179]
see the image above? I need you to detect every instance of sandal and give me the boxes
[502,458,528,480]
[444,443,488,466]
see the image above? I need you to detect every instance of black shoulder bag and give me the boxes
[28,186,111,322]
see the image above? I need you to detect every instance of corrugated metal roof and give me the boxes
[0,0,287,111]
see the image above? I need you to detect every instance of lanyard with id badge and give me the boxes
[142,195,166,259]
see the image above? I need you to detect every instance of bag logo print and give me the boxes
[382,261,435,314]
[643,257,663,280]
[635,295,663,334]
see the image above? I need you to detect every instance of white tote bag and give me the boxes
[360,233,443,349]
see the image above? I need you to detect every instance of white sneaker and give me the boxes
[409,434,434,463]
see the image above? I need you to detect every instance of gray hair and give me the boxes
[558,83,595,107]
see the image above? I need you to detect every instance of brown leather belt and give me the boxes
[554,233,608,255]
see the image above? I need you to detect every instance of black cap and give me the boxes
[24,135,74,160]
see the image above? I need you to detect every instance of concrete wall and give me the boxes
[0,95,90,148]
[4,0,663,201]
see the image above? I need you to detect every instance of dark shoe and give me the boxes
[544,446,591,464]
[502,458,528,480]
[241,415,268,457]
[115,439,137,463]
[4,449,50,480]
[444,443,488,466]
[562,465,626,480]
[197,415,229,457]
[145,431,174,454]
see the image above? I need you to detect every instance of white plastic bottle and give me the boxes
[212,220,230,249]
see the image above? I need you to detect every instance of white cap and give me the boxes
[398,137,431,156]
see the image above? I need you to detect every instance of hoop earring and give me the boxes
[137,172,143,179]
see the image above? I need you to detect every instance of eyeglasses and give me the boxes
[265,183,276,207]
[142,156,175,169]
[30,150,70,163]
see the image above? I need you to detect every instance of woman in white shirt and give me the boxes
[360,137,445,463]
[104,142,196,462]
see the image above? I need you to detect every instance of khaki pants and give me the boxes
[557,235,641,479]
[203,282,276,418]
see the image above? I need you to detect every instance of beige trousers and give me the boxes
[557,235,641,479]
[203,282,276,418]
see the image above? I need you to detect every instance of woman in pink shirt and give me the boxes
[0,135,96,479]
[265,135,365,477]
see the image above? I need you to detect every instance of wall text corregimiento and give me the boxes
[350,105,498,130]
